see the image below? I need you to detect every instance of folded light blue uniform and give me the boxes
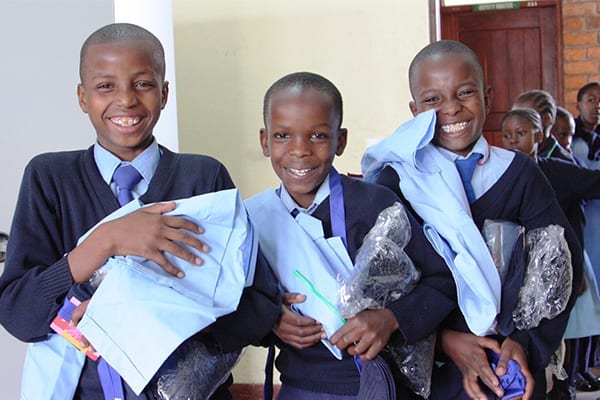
[361,110,501,336]
[245,189,353,359]
[23,188,257,397]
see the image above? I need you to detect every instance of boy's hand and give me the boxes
[494,337,534,400]
[70,202,208,281]
[330,309,398,361]
[273,293,325,349]
[440,329,503,400]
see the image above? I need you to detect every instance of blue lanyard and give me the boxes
[328,167,347,249]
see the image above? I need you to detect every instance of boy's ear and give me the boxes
[534,129,544,144]
[259,128,270,157]
[409,101,419,117]
[160,81,169,110]
[483,85,494,115]
[335,128,348,156]
[77,83,88,113]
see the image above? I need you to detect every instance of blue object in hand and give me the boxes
[487,350,526,400]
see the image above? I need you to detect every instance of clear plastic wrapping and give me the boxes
[512,225,573,330]
[483,220,524,282]
[150,334,243,400]
[338,202,432,398]
[338,202,419,317]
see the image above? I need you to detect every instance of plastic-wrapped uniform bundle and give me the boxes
[149,334,243,400]
[338,202,435,398]
[512,225,573,330]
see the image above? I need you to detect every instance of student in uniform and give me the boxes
[362,40,583,400]
[246,71,457,399]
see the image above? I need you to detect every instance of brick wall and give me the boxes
[562,0,600,114]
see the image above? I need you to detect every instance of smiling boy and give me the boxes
[362,40,583,400]
[0,23,280,399]
[246,72,457,399]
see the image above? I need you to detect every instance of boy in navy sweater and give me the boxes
[246,72,457,399]
[0,23,280,399]
[363,40,583,400]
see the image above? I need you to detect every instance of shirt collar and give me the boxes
[279,174,331,215]
[94,139,161,185]
[436,135,490,163]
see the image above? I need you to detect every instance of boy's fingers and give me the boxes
[163,215,205,235]
[151,250,186,278]
[143,201,177,214]
[282,292,306,305]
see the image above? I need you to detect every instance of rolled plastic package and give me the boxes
[512,225,573,330]
[338,202,433,398]
[150,334,243,400]
[482,220,524,282]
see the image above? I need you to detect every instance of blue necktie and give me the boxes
[455,153,482,203]
[112,164,142,206]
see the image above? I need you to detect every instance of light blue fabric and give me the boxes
[245,189,354,359]
[572,137,600,289]
[72,188,256,394]
[361,110,501,336]
[564,250,600,338]
[21,334,85,400]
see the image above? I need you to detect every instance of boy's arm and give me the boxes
[539,158,600,203]
[0,160,74,341]
[206,250,282,352]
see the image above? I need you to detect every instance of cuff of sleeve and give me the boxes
[40,255,74,311]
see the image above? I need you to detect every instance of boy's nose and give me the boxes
[289,138,311,157]
[439,99,461,115]
[115,87,137,107]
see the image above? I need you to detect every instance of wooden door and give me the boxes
[441,1,561,146]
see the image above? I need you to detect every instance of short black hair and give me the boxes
[502,108,543,133]
[80,23,165,81]
[262,72,343,128]
[408,40,484,98]
[514,90,557,125]
[577,82,600,102]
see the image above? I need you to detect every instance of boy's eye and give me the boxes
[458,89,476,98]
[501,133,511,139]
[517,129,527,137]
[96,83,113,90]
[311,132,329,140]
[273,132,289,139]
[135,81,154,89]
[423,96,439,104]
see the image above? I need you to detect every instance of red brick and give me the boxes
[564,48,587,61]
[588,16,600,30]
[565,89,579,105]
[589,47,600,60]
[565,74,589,90]
[564,32,598,46]
[564,16,585,31]
[563,2,598,16]
[564,60,600,74]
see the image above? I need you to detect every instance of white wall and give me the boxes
[0,2,113,397]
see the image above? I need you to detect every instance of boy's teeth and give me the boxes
[289,168,313,176]
[441,121,468,133]
[112,117,140,127]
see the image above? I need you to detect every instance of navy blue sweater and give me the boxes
[376,152,583,374]
[274,175,457,396]
[0,145,281,399]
